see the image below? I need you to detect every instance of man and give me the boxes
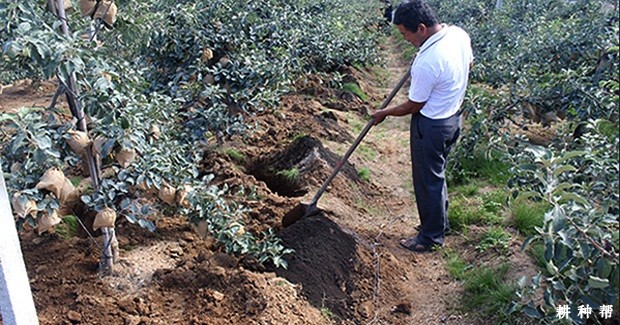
[372,0,473,252]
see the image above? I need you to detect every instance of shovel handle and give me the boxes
[307,68,412,208]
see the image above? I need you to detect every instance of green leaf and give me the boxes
[81,195,92,205]
[522,305,542,318]
[521,235,537,250]
[34,135,52,149]
[33,148,47,164]
[119,117,130,129]
[588,276,609,289]
[556,191,588,205]
[525,146,552,161]
[552,182,577,193]
[17,22,31,33]
[552,165,576,177]
[552,151,586,165]
[596,259,613,279]
[516,191,541,201]
[546,260,558,275]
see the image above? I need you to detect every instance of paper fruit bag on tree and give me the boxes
[66,130,91,155]
[116,147,137,168]
[11,192,37,219]
[93,207,117,230]
[158,182,176,205]
[93,0,118,27]
[35,167,65,198]
[37,210,62,235]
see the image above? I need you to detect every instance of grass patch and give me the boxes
[526,242,547,270]
[452,154,511,186]
[55,215,79,240]
[481,189,507,214]
[223,148,245,164]
[443,251,517,322]
[449,195,503,231]
[509,197,550,236]
[276,168,299,183]
[357,144,378,161]
[70,176,83,187]
[462,264,517,321]
[341,82,368,101]
[369,66,391,88]
[449,197,484,232]
[291,132,307,142]
[454,183,480,197]
[444,249,470,281]
[476,227,511,254]
[346,113,366,135]
[449,187,509,232]
[358,167,371,182]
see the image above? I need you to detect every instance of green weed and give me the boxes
[223,148,245,163]
[341,82,368,101]
[55,215,79,240]
[357,144,378,161]
[449,195,504,232]
[346,113,365,134]
[276,168,299,183]
[526,242,547,271]
[454,183,480,197]
[291,132,307,142]
[462,264,517,320]
[509,197,549,236]
[476,227,511,254]
[121,244,137,251]
[449,198,482,232]
[321,307,335,320]
[358,167,371,182]
[320,293,339,322]
[444,249,470,281]
[443,251,517,322]
[70,176,83,187]
[453,155,511,186]
[481,189,507,214]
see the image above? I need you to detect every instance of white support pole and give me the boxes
[0,175,39,325]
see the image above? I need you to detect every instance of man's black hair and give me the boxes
[392,0,438,32]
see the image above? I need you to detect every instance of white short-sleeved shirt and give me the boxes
[409,25,473,119]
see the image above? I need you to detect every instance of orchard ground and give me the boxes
[4,42,543,325]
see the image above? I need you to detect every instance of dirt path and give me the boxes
[318,40,466,324]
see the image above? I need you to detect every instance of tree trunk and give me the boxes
[53,0,116,276]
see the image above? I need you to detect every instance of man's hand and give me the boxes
[371,109,389,125]
[371,100,425,125]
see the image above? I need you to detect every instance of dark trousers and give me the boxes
[410,113,461,246]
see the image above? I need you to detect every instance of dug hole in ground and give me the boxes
[0,43,537,325]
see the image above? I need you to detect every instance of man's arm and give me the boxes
[371,100,425,125]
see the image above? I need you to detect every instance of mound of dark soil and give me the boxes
[274,214,359,319]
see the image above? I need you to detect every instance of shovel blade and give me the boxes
[281,202,319,227]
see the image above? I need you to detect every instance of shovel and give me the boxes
[282,68,412,227]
